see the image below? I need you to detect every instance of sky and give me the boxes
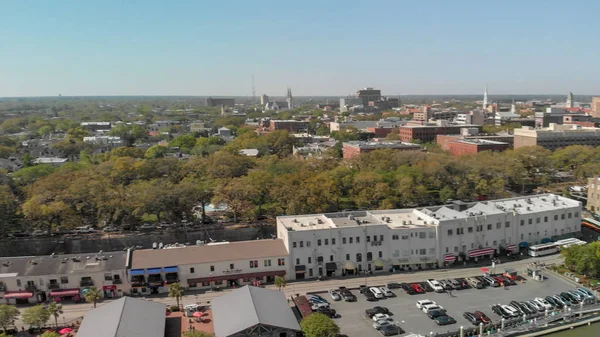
[1,0,599,97]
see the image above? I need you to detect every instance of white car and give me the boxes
[379,287,394,297]
[427,279,444,292]
[373,320,394,330]
[534,298,553,310]
[74,226,95,233]
[527,300,545,312]
[31,230,49,237]
[370,287,384,299]
[311,302,330,311]
[371,313,392,322]
[416,300,435,309]
[500,305,520,317]
[422,304,444,313]
[328,289,341,301]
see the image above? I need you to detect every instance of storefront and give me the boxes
[325,262,337,277]
[443,253,456,265]
[49,289,80,303]
[187,270,286,289]
[146,268,164,294]
[342,261,356,275]
[295,265,306,280]
[4,291,34,305]
[103,285,118,298]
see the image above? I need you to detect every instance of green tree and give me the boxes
[562,241,600,278]
[169,283,185,309]
[0,304,19,332]
[0,332,13,337]
[300,313,340,337]
[0,185,20,237]
[46,302,62,329]
[0,146,15,159]
[83,287,103,308]
[22,305,51,331]
[66,127,90,141]
[145,145,167,159]
[274,276,286,291]
[169,134,197,152]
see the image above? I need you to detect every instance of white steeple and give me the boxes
[566,92,574,108]
[483,84,488,110]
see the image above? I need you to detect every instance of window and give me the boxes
[264,260,271,267]
[521,234,524,239]
[448,229,453,236]
[402,234,409,239]
[554,215,558,220]
[349,237,353,244]
[366,236,370,242]
[536,218,540,224]
[367,252,373,261]
[190,268,195,274]
[493,240,497,246]
[504,221,510,228]
[544,216,548,222]
[214,280,223,286]
[293,242,297,248]
[299,241,304,248]
[342,237,346,244]
[345,254,350,260]
[575,212,579,218]
[60,277,68,284]
[419,232,426,239]
[308,257,312,264]
[419,249,426,255]
[306,241,311,247]
[317,239,322,246]
[468,227,473,233]
[324,239,329,245]
[561,214,565,220]
[202,282,210,287]
[296,258,300,265]
[520,220,525,226]
[528,219,532,225]
[356,253,362,262]
[568,213,572,219]
[380,235,384,241]
[210,265,214,272]
[457,228,464,235]
[229,263,234,269]
[278,258,285,266]
[477,225,483,232]
[392,235,399,240]
[330,255,334,262]
[332,238,336,245]
[249,261,255,268]
[446,247,449,253]
[378,251,383,258]
[356,237,360,243]
[454,246,459,252]
[428,232,435,238]
[309,269,313,277]
[104,274,112,281]
[487,224,492,230]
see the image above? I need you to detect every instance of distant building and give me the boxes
[587,177,600,213]
[566,92,574,109]
[206,97,235,107]
[33,157,68,166]
[413,106,432,121]
[592,97,600,118]
[514,124,600,150]
[80,122,111,132]
[357,87,382,107]
[399,121,482,143]
[218,127,232,137]
[440,138,509,156]
[342,140,421,159]
[189,122,208,132]
[482,84,488,110]
[437,132,514,150]
[455,110,485,126]
[260,94,269,105]
[269,120,309,133]
[239,149,259,157]
[83,136,122,146]
[286,88,293,110]
[264,101,280,111]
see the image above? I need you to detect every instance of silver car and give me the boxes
[328,289,341,301]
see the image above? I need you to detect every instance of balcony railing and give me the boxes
[48,283,60,290]
[165,278,179,285]
[80,280,94,287]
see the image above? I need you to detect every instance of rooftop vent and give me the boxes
[29,260,37,265]
[2,261,9,267]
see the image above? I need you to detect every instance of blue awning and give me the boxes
[164,266,178,273]
[541,238,553,243]
[130,269,144,276]
[146,268,163,274]
[519,242,530,248]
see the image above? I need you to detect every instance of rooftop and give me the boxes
[278,194,580,231]
[456,139,508,145]
[131,239,288,269]
[344,140,421,150]
[33,157,68,164]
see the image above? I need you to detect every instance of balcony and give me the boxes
[80,279,94,287]
[25,284,37,291]
[47,283,60,290]
[147,276,163,287]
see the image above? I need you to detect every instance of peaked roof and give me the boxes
[77,297,166,337]
[212,286,301,337]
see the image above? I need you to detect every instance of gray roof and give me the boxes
[77,297,166,337]
[212,286,301,337]
[0,251,127,277]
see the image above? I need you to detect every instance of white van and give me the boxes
[370,287,384,299]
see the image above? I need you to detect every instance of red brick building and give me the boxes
[399,123,482,143]
[342,141,421,159]
[366,127,395,138]
[437,137,509,156]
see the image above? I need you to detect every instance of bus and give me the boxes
[582,218,600,232]
[554,238,587,249]
[528,242,559,257]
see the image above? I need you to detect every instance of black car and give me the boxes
[340,289,356,302]
[400,283,417,295]
[364,291,378,301]
[435,315,456,326]
[317,307,337,318]
[519,301,536,315]
[379,325,404,336]
[428,309,447,319]
[491,305,511,319]
[366,306,391,318]
[560,292,579,304]
[419,282,434,292]
[463,312,481,325]
[455,278,470,289]
[545,296,563,309]
[502,276,517,286]
[359,286,369,294]
[387,282,402,289]
[508,301,526,315]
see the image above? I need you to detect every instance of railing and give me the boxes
[47,283,60,290]
[25,284,37,291]
[80,280,94,287]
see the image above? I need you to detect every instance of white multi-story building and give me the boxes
[276,194,581,280]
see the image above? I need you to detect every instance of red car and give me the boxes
[493,276,505,285]
[474,311,491,324]
[411,283,425,294]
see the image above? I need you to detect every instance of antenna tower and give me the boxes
[252,74,256,101]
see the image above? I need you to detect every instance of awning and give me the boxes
[50,289,80,297]
[391,258,409,266]
[481,267,490,273]
[146,268,162,274]
[344,261,356,270]
[519,242,530,248]
[103,285,117,290]
[4,291,34,299]
[164,266,178,273]
[506,244,517,251]
[541,238,553,244]
[187,270,285,284]
[374,259,384,268]
[444,254,456,262]
[326,262,337,271]
[468,247,495,258]
[130,269,144,276]
[295,265,306,273]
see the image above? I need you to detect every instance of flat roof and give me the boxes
[456,139,508,145]
[343,141,421,150]
[131,239,288,269]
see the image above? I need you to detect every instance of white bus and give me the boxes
[528,242,559,257]
[554,238,586,249]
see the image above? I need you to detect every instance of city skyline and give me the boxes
[2,0,600,97]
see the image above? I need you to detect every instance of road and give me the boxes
[15,254,564,330]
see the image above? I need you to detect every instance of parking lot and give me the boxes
[319,274,575,337]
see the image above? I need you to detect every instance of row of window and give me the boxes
[292,235,389,248]
[295,251,384,265]
[190,258,286,274]
[14,275,109,287]
[392,232,435,240]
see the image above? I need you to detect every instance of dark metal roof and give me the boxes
[77,297,166,337]
[0,251,127,277]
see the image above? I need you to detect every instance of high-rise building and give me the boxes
[357,87,381,107]
[260,94,269,105]
[482,84,488,110]
[286,88,293,110]
[592,97,600,118]
[566,92,574,108]
[206,97,235,107]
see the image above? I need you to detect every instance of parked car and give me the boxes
[416,300,436,309]
[491,305,511,319]
[519,301,537,314]
[387,282,401,289]
[545,296,563,309]
[419,282,434,292]
[308,295,328,304]
[501,276,516,286]
[551,295,570,307]
[31,230,49,237]
[467,277,484,289]
[427,279,444,292]
[474,311,491,324]
[401,283,417,295]
[317,306,337,318]
[427,309,447,319]
[371,313,393,322]
[527,300,545,312]
[439,280,454,290]
[500,305,520,317]
[373,320,394,330]
[449,279,462,289]
[379,324,404,336]
[370,287,384,299]
[422,305,444,313]
[577,287,596,300]
[534,297,553,310]
[74,226,96,233]
[411,283,426,294]
[463,312,481,325]
[328,289,341,301]
[567,290,586,302]
[363,291,377,302]
[311,302,330,311]
[377,287,393,297]
[559,292,579,304]
[483,277,500,287]
[366,306,391,318]
[434,315,456,326]
[103,226,120,232]
[456,278,471,289]
[359,285,368,294]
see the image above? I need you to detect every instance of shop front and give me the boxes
[103,285,118,298]
[146,268,164,294]
[325,262,337,277]
[49,289,80,303]
[4,291,34,305]
[294,265,306,280]
[187,270,286,289]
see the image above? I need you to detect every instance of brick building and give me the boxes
[342,141,421,159]
[399,122,482,143]
[269,120,310,133]
[437,134,514,149]
[441,138,509,156]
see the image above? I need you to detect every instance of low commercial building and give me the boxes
[455,111,486,126]
[212,286,302,337]
[0,251,129,304]
[206,97,235,107]
[399,121,482,143]
[513,124,600,150]
[437,137,509,156]
[83,136,123,146]
[33,157,68,166]
[342,140,421,159]
[269,120,309,133]
[129,240,289,294]
[80,122,112,132]
[276,194,581,280]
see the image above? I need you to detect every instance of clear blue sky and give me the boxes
[1,0,599,97]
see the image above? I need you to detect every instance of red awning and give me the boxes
[481,267,490,273]
[4,292,34,299]
[506,244,517,251]
[187,270,286,284]
[468,248,495,258]
[50,289,80,297]
[103,285,117,290]
[443,254,456,262]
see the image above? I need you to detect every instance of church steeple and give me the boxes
[286,87,293,110]
[483,84,488,110]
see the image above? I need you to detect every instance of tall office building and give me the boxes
[357,87,382,107]
[260,94,269,105]
[286,88,293,110]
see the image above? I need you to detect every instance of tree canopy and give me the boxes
[300,313,340,337]
[562,242,600,278]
